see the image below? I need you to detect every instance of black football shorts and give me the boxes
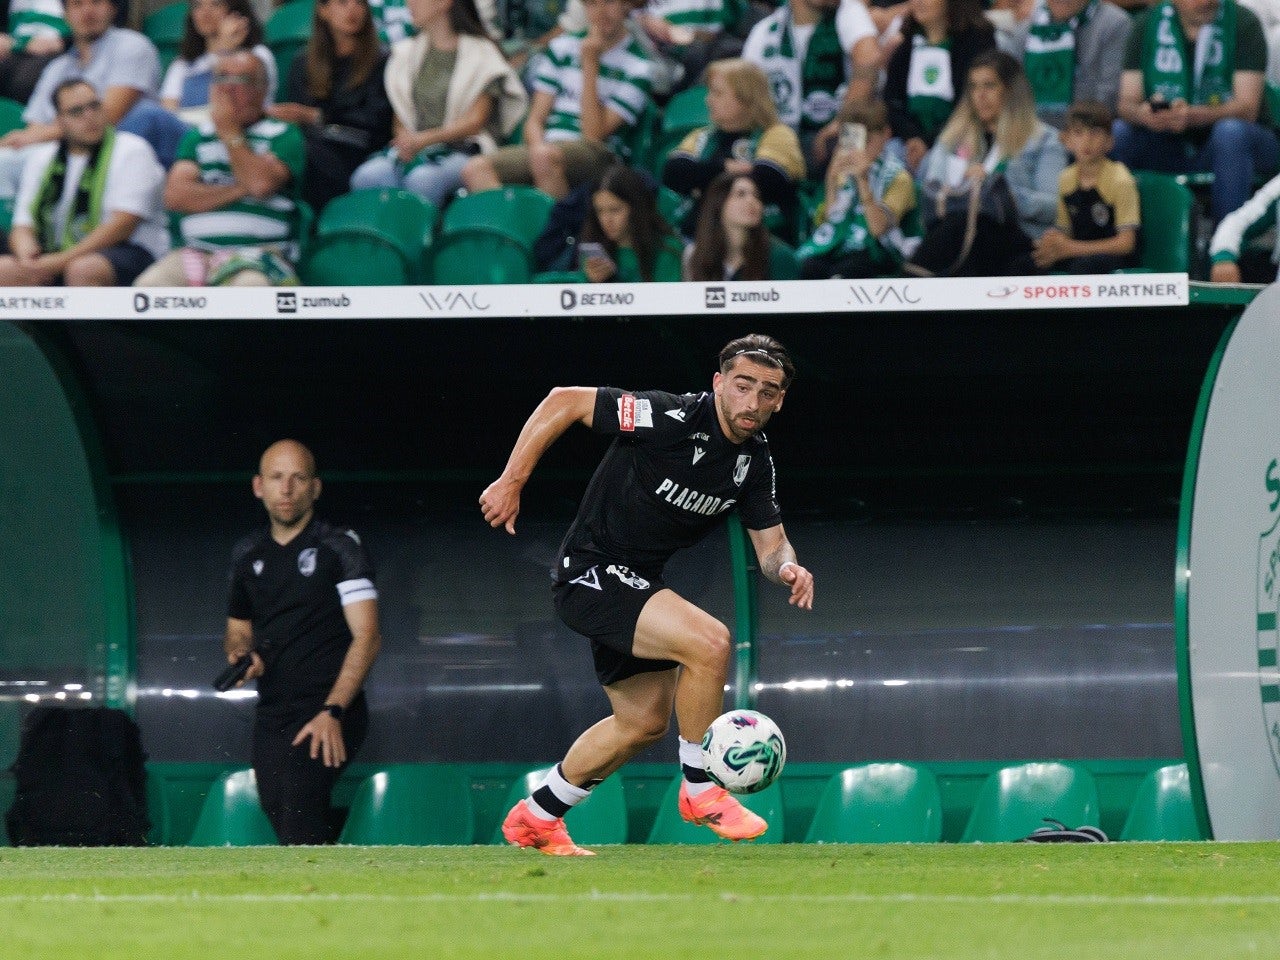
[552,560,679,686]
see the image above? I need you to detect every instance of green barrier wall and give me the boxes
[0,323,133,769]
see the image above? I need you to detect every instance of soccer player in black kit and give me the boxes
[224,440,382,844]
[480,334,815,855]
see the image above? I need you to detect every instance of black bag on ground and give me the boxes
[6,706,150,846]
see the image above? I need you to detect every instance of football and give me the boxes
[701,709,787,794]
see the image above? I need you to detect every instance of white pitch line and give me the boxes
[0,892,1277,907]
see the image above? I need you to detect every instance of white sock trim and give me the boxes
[677,736,704,770]
[543,764,591,808]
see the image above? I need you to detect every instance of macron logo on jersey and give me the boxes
[617,395,654,431]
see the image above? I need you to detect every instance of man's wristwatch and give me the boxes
[323,703,344,720]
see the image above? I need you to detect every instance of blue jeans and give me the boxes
[1112,117,1280,221]
[349,149,471,206]
[117,100,192,169]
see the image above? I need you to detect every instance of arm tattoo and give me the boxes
[761,542,798,585]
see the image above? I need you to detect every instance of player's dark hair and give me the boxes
[719,334,795,389]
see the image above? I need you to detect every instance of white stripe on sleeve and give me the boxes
[337,578,378,605]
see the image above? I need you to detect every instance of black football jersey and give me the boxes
[554,387,782,580]
[227,518,377,714]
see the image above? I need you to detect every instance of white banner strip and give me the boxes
[0,274,1188,321]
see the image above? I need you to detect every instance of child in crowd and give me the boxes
[797,99,920,279]
[1033,100,1139,274]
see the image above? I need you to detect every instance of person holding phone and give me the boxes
[797,99,921,278]
[1113,0,1277,222]
[576,164,684,281]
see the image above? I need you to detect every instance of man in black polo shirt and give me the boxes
[480,334,815,856]
[225,439,382,845]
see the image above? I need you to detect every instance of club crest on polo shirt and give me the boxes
[298,547,318,576]
[734,455,751,486]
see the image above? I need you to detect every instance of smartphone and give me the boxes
[578,242,614,269]
[839,122,867,151]
[1148,98,1171,112]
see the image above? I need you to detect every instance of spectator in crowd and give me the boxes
[742,0,880,172]
[0,0,69,104]
[1209,168,1280,281]
[159,0,275,126]
[269,0,392,214]
[368,0,499,45]
[797,99,921,278]
[1113,0,1278,222]
[1032,100,1138,272]
[462,0,654,199]
[0,78,166,285]
[134,50,305,286]
[1009,0,1132,130]
[662,57,805,238]
[349,0,524,206]
[907,48,1067,275]
[0,0,161,182]
[683,169,771,278]
[569,163,685,280]
[635,0,738,90]
[882,0,996,172]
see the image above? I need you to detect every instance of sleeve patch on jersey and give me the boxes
[337,577,378,605]
[617,394,653,431]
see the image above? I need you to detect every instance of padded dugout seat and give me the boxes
[960,762,1101,843]
[1120,763,1203,841]
[645,776,783,844]
[424,228,535,283]
[490,766,628,846]
[803,763,943,844]
[186,769,278,846]
[339,764,474,845]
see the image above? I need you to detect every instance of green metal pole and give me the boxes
[726,515,758,709]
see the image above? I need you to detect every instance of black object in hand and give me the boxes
[213,654,253,692]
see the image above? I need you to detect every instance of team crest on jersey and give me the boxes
[297,547,317,576]
[733,454,751,486]
[252,560,264,576]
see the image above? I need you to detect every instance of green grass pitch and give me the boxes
[1,843,1276,959]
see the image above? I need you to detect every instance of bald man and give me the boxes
[224,440,382,844]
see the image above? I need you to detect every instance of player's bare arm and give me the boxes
[224,616,264,682]
[293,598,382,768]
[480,386,597,534]
[749,523,814,610]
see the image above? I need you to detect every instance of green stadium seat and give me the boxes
[769,236,800,280]
[645,777,784,844]
[186,769,278,846]
[657,185,691,232]
[425,227,536,283]
[442,185,556,248]
[301,233,418,284]
[533,270,586,283]
[490,766,628,845]
[803,763,943,844]
[265,0,314,101]
[1119,763,1204,841]
[1120,172,1193,274]
[143,1,188,74]
[311,188,438,282]
[339,764,474,845]
[960,761,1101,843]
[0,97,25,137]
[652,85,709,173]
